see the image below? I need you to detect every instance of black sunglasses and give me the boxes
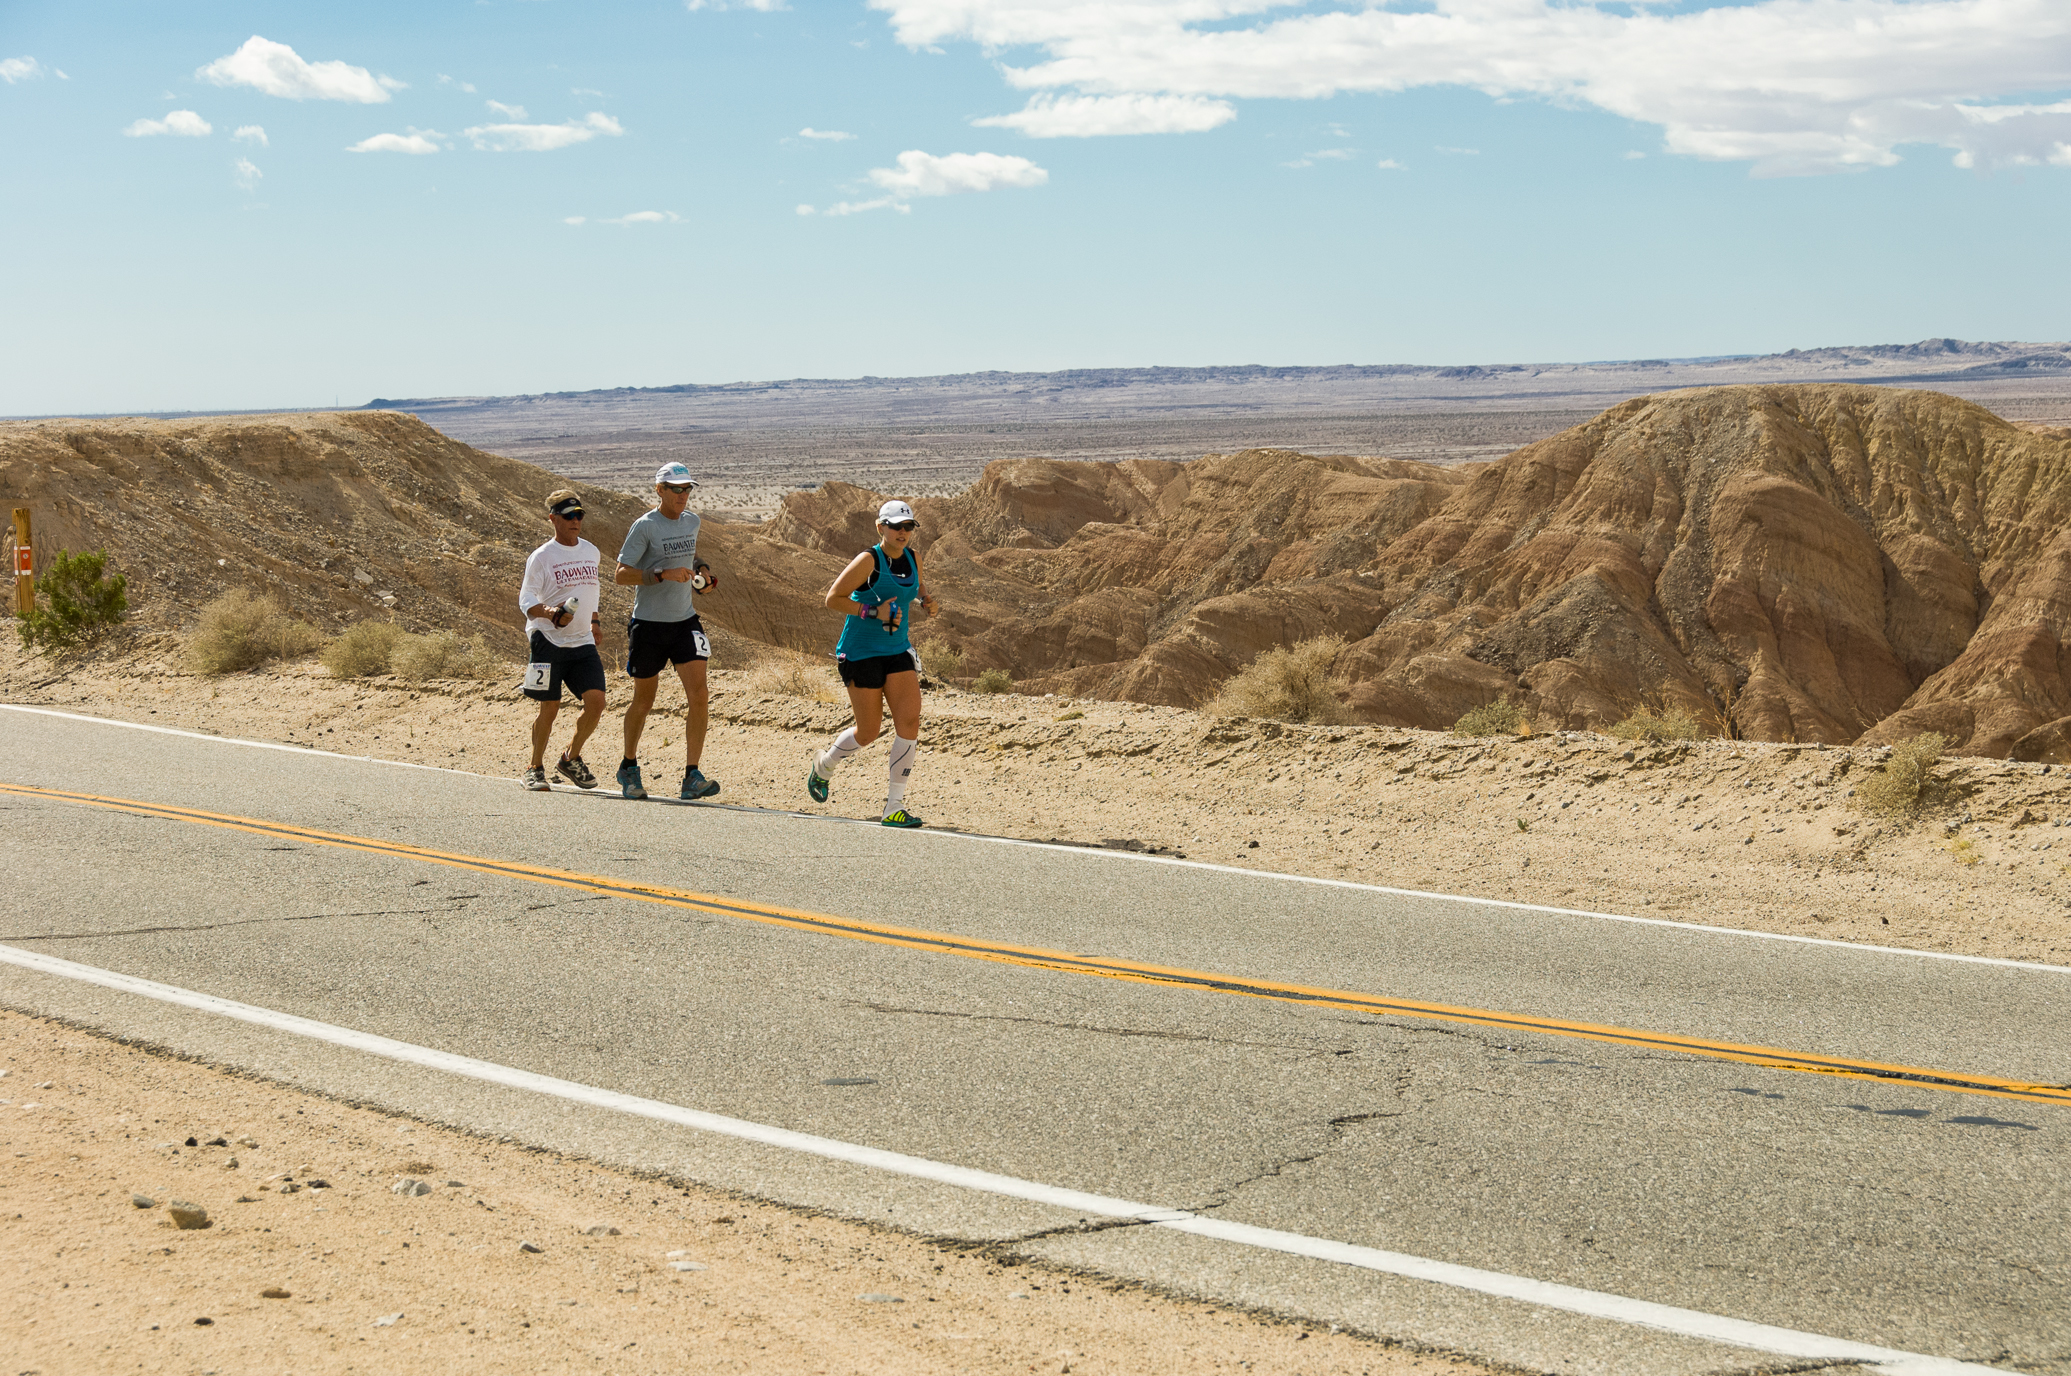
[554,510,585,520]
[660,483,695,494]
[883,520,917,532]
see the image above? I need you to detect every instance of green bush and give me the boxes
[1608,704,1702,742]
[1452,698,1526,737]
[1207,635,1350,724]
[187,590,323,675]
[321,621,404,678]
[18,548,127,650]
[974,667,1014,695]
[915,639,966,681]
[391,630,500,682]
[1856,732,1950,820]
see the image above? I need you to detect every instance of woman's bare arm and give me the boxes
[823,551,879,612]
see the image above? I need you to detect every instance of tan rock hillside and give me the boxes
[762,386,2071,756]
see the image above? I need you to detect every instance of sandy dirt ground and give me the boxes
[6,628,2069,968]
[0,1010,1487,1376]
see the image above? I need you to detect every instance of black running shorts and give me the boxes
[524,631,608,702]
[837,650,918,689]
[625,614,710,678]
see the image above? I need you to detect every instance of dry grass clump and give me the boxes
[392,630,502,681]
[187,590,323,675]
[974,667,1015,695]
[1206,635,1349,724]
[1608,703,1702,742]
[745,649,841,704]
[1453,697,1527,737]
[915,640,965,680]
[321,621,404,678]
[1856,731,1950,820]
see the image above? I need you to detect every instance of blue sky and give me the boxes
[3,0,2068,414]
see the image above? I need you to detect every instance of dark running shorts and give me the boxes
[837,650,918,690]
[625,614,711,678]
[523,631,607,702]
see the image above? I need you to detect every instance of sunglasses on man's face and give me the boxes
[661,483,695,494]
[555,510,585,521]
[884,520,917,532]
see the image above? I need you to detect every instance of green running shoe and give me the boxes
[880,808,922,829]
[806,758,830,803]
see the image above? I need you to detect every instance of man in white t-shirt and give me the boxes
[517,489,606,791]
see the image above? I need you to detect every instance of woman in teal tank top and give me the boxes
[805,499,938,827]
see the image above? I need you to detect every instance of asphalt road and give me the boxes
[2,707,2066,1375]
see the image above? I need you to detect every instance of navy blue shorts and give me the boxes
[625,614,710,678]
[524,631,607,702]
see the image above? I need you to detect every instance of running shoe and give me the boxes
[806,758,830,803]
[522,766,550,792]
[556,755,598,790]
[616,760,647,800]
[680,766,720,800]
[880,808,923,829]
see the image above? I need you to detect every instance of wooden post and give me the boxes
[11,508,29,616]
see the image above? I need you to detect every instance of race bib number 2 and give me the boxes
[523,662,552,692]
[692,629,711,659]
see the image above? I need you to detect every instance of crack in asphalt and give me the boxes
[851,1001,1343,1055]
[0,905,473,943]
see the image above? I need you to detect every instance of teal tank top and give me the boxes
[835,545,919,660]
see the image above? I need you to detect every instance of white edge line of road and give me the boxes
[9,702,2068,979]
[0,942,2007,1376]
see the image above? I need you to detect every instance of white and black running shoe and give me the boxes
[555,755,598,789]
[522,766,550,792]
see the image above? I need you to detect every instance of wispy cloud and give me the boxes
[124,110,212,138]
[974,92,1234,138]
[486,100,528,119]
[604,210,680,225]
[571,87,606,97]
[439,74,478,94]
[798,127,855,141]
[1435,146,1479,156]
[876,0,2071,175]
[1376,158,1405,171]
[564,216,587,225]
[349,130,442,154]
[233,125,268,146]
[685,0,787,10]
[1283,147,1354,168]
[199,36,401,103]
[1,56,46,83]
[463,112,623,151]
[233,157,262,190]
[801,148,1047,216]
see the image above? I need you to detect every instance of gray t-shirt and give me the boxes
[618,508,701,622]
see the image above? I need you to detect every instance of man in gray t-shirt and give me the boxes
[611,462,723,802]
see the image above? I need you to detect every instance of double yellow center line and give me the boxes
[7,781,2067,1108]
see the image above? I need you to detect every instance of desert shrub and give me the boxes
[915,640,965,680]
[745,649,840,704]
[321,621,404,678]
[1855,731,1950,820]
[392,630,501,681]
[1206,634,1349,724]
[974,667,1015,695]
[1608,703,1702,742]
[18,548,128,651]
[1453,698,1527,738]
[187,590,323,675]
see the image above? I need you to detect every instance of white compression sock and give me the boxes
[884,735,917,814]
[815,727,862,779]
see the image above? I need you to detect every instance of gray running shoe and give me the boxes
[680,766,720,800]
[616,760,647,800]
[555,755,597,790]
[522,766,550,792]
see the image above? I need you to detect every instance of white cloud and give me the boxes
[234,157,262,189]
[686,0,787,10]
[199,36,401,103]
[439,74,478,94]
[233,125,268,146]
[871,0,2071,174]
[602,210,681,225]
[1,56,45,83]
[974,92,1234,137]
[796,203,816,215]
[1622,150,1646,160]
[1436,146,1479,156]
[572,87,606,97]
[564,216,587,225]
[1284,146,1353,168]
[868,148,1046,196]
[124,110,212,138]
[798,126,855,140]
[349,130,442,154]
[486,100,528,119]
[463,111,623,151]
[1376,158,1405,170]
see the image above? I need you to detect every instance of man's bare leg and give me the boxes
[567,688,606,761]
[678,660,710,769]
[529,700,561,769]
[623,676,661,760]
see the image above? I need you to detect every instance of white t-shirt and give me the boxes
[519,537,600,648]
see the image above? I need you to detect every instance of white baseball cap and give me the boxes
[654,462,698,488]
[878,499,916,524]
